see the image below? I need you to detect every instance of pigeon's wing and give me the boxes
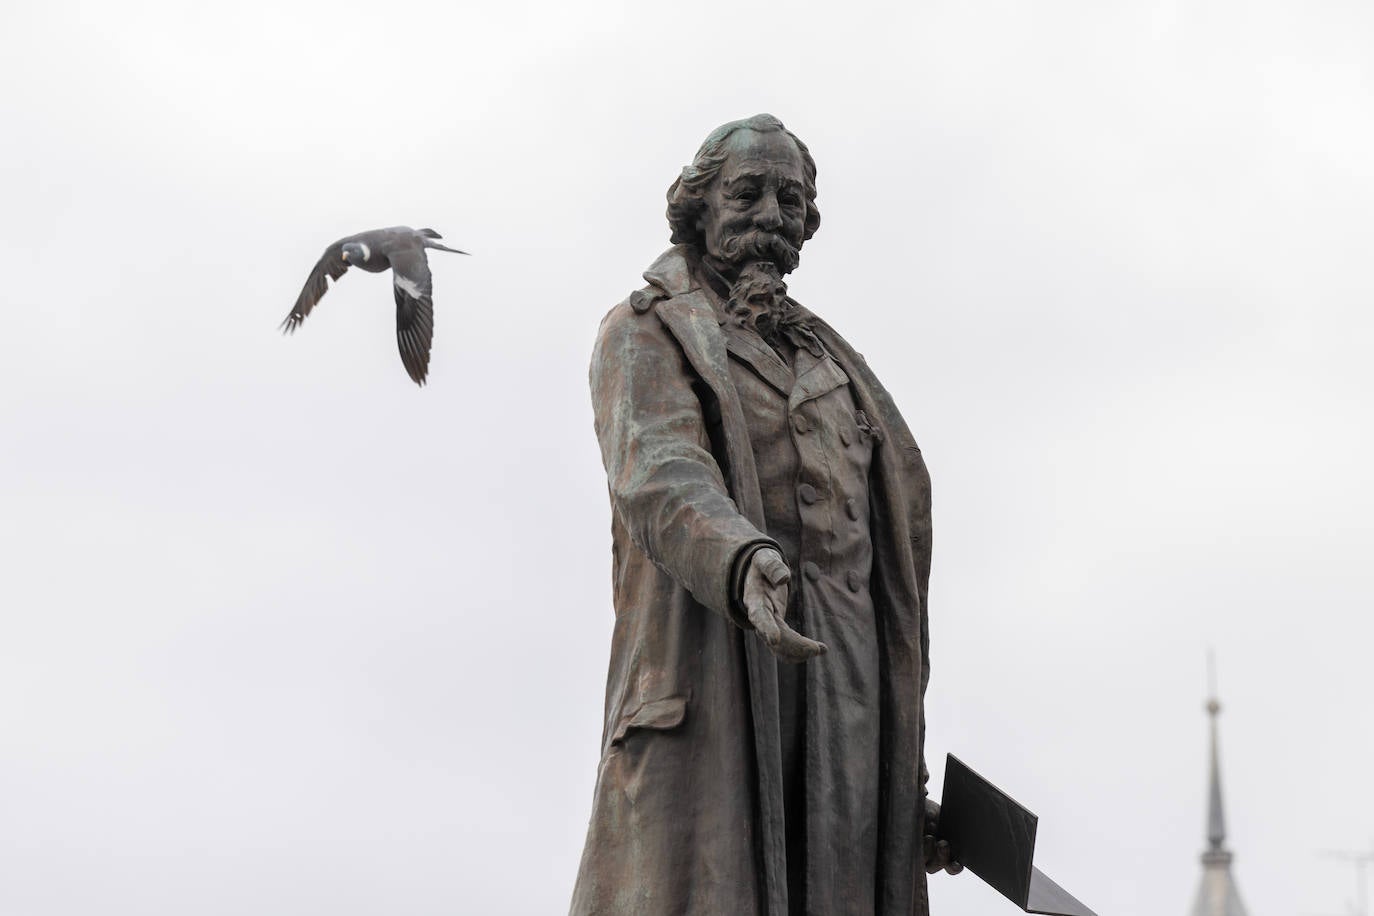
[281,241,349,333]
[390,248,434,386]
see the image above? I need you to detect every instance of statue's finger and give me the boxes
[933,839,962,875]
[747,604,781,647]
[772,625,827,663]
[756,550,791,587]
[765,589,790,621]
[923,838,954,875]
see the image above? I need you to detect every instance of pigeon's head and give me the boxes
[341,241,371,264]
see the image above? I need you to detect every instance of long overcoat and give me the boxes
[571,246,934,916]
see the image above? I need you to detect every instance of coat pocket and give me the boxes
[606,695,689,807]
[609,695,688,746]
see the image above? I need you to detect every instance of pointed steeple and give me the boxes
[1206,693,1226,852]
[1190,657,1249,916]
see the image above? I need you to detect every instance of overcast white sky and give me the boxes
[2,1,1372,913]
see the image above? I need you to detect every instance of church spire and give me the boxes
[1206,663,1227,852]
[1190,655,1249,916]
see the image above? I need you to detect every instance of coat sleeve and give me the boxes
[590,302,775,624]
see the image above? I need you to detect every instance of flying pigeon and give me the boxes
[281,226,468,386]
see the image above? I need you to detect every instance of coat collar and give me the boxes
[642,245,699,299]
[645,246,743,400]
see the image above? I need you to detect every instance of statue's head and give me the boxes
[667,114,821,276]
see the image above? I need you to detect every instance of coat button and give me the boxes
[845,497,860,520]
[840,427,852,446]
[803,561,821,582]
[798,483,818,505]
[846,570,862,592]
[793,415,808,434]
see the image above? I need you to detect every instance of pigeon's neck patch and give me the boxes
[358,241,371,262]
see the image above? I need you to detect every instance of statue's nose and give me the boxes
[753,194,783,231]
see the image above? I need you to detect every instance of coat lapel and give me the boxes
[789,348,849,410]
[723,326,795,397]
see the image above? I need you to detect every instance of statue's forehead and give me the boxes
[720,129,804,179]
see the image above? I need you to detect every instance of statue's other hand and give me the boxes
[922,798,965,876]
[743,548,827,663]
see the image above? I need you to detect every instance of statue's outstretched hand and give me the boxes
[922,798,965,876]
[743,548,827,662]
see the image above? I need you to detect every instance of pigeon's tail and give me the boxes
[418,228,468,254]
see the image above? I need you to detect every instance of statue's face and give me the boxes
[698,129,809,273]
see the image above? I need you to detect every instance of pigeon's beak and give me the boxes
[341,251,349,262]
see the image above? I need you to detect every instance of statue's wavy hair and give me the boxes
[666,114,821,248]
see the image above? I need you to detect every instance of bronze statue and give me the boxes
[572,114,956,916]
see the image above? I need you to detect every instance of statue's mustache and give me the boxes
[719,230,800,273]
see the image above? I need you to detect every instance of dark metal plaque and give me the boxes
[938,754,1097,916]
[1027,867,1097,916]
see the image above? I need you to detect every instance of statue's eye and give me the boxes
[732,188,759,204]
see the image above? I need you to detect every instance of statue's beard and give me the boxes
[724,261,791,339]
[723,260,822,356]
[717,230,801,275]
